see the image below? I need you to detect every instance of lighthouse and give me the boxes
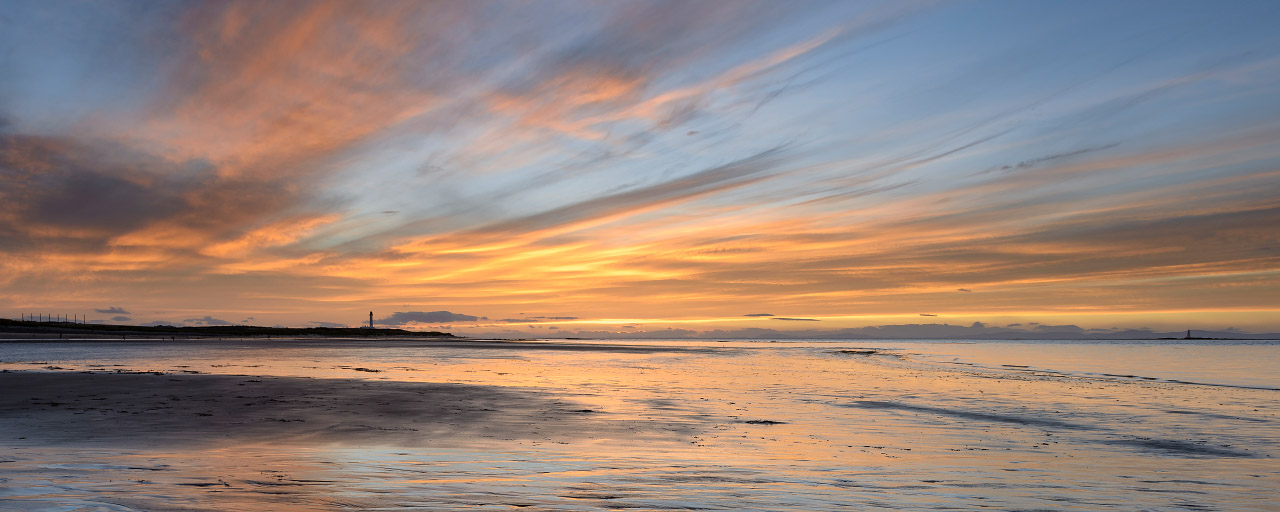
[369,311,374,329]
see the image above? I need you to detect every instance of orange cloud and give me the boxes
[138,1,448,176]
[203,213,340,259]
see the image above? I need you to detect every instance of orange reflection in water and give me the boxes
[1,339,1277,510]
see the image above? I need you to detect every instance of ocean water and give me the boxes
[0,338,1277,511]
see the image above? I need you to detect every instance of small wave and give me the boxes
[1104,438,1254,458]
[839,400,1260,458]
[1163,410,1271,423]
[840,400,1087,430]
[937,361,1280,391]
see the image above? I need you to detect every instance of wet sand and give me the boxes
[0,370,689,449]
[1,338,1277,511]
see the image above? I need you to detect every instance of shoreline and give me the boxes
[0,337,704,354]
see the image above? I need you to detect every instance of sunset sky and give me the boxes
[2,1,1278,336]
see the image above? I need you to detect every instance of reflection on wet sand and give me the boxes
[0,338,1277,510]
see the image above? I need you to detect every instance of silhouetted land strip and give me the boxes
[0,318,452,339]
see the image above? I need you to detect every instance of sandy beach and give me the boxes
[0,339,709,450]
[0,371,681,449]
[1,338,1277,510]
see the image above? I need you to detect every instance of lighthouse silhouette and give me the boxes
[369,311,374,329]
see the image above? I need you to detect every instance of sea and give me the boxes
[1,337,1277,511]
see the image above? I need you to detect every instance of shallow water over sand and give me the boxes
[1,338,1277,510]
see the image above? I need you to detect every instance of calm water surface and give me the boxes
[1,338,1277,511]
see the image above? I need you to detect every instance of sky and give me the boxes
[1,0,1278,337]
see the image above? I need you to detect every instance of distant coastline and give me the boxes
[0,318,454,339]
[4,317,1278,342]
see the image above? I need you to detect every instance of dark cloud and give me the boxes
[856,204,1280,302]
[771,317,819,322]
[1020,206,1280,258]
[378,311,479,325]
[30,171,184,233]
[0,135,193,243]
[183,316,235,326]
[919,313,936,317]
[744,313,774,317]
[111,316,131,322]
[0,132,307,256]
[978,144,1122,175]
[94,306,131,314]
